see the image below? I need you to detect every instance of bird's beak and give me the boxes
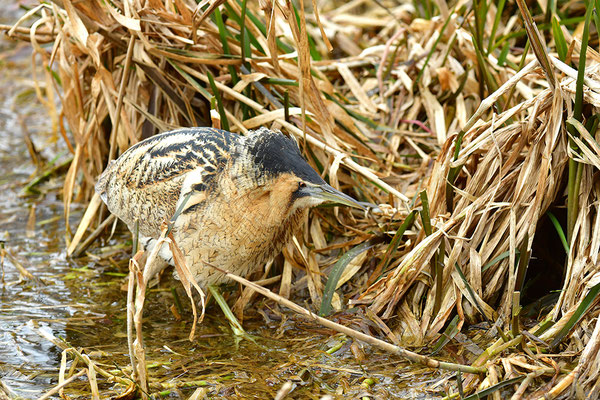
[302,183,365,210]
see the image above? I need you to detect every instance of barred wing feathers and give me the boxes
[95,127,240,237]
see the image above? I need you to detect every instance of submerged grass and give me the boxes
[4,0,600,397]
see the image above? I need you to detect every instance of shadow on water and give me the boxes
[0,4,442,399]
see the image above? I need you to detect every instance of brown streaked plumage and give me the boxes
[95,127,362,287]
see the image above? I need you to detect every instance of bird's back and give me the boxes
[95,127,241,237]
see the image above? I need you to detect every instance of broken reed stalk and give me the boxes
[127,234,172,399]
[126,252,138,385]
[84,355,100,400]
[203,261,486,375]
[67,193,102,256]
[131,256,149,400]
[38,369,87,400]
[127,248,153,394]
[71,214,116,257]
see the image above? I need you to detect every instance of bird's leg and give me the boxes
[208,285,255,342]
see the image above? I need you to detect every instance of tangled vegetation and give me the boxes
[4,0,600,398]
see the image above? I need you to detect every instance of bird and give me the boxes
[95,127,362,289]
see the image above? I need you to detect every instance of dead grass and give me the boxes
[4,0,600,398]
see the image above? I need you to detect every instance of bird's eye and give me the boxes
[298,182,306,189]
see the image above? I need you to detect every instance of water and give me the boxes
[0,3,88,397]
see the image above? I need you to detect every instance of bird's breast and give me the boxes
[173,185,305,284]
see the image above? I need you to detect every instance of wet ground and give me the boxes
[0,4,443,399]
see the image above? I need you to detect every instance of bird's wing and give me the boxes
[96,127,240,236]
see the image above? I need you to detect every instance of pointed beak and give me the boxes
[300,183,365,210]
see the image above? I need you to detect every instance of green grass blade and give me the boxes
[461,377,526,400]
[445,145,466,211]
[547,212,569,254]
[263,78,299,86]
[23,156,72,194]
[551,16,567,62]
[482,251,511,273]
[567,159,583,244]
[223,2,265,54]
[497,42,510,67]
[239,0,250,65]
[573,0,593,121]
[170,287,184,315]
[551,282,600,348]
[382,41,402,82]
[512,290,522,338]
[284,90,290,122]
[213,7,239,84]
[168,60,212,99]
[46,65,62,86]
[419,190,432,236]
[545,0,556,23]
[514,233,530,294]
[490,15,586,53]
[473,0,487,52]
[323,92,393,131]
[533,317,555,336]
[470,26,500,98]
[424,0,433,19]
[595,0,600,41]
[319,241,375,316]
[488,0,507,54]
[567,0,592,241]
[239,0,253,120]
[378,211,417,274]
[208,285,247,336]
[429,315,459,355]
[207,70,230,131]
[454,262,489,321]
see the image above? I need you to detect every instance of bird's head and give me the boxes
[232,128,363,214]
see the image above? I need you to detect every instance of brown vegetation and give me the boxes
[4,0,600,398]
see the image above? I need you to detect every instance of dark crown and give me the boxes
[243,128,325,185]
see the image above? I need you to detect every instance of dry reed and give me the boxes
[5,0,600,398]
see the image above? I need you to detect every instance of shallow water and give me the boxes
[0,4,85,397]
[0,6,443,399]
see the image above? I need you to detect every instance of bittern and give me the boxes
[95,127,361,298]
